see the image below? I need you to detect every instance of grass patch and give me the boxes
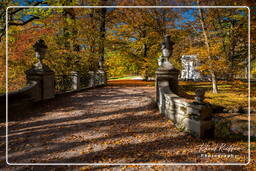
[179,80,255,111]
[108,79,255,111]
[108,76,140,80]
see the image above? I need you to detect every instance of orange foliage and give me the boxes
[9,25,56,62]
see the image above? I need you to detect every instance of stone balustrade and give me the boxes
[0,81,39,118]
[0,70,107,119]
[156,68,215,138]
[1,39,107,119]
[156,35,214,138]
[55,71,107,93]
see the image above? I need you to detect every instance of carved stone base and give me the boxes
[156,67,180,103]
[25,67,55,101]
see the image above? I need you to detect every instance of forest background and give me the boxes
[0,0,255,94]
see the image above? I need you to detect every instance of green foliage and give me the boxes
[105,51,131,77]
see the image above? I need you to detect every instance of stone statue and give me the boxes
[158,35,175,69]
[25,39,55,101]
[33,39,48,71]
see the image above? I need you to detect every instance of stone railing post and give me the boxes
[88,71,95,88]
[186,88,214,138]
[97,70,107,85]
[155,36,214,139]
[71,71,80,91]
[156,35,179,112]
[25,39,55,101]
[156,67,180,114]
[98,55,107,85]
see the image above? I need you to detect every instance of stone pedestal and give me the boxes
[156,67,179,103]
[187,103,214,139]
[25,65,55,101]
[156,67,179,115]
[97,69,107,85]
[88,71,95,87]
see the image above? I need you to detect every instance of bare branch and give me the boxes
[8,16,39,26]
[8,1,46,15]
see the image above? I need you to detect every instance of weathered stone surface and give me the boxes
[183,118,214,138]
[71,71,80,90]
[187,104,212,121]
[26,70,55,101]
[187,106,200,115]
[42,74,55,99]
[230,119,255,137]
[156,69,214,138]
[155,36,214,139]
[88,71,95,87]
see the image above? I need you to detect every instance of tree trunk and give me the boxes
[245,65,248,79]
[197,1,218,93]
[99,1,107,69]
[141,30,149,80]
[211,72,218,93]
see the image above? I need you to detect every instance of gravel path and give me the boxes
[0,83,250,170]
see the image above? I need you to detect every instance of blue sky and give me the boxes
[175,9,196,29]
[14,0,48,6]
[13,0,196,30]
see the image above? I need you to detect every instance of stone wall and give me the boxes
[156,66,214,139]
[55,71,106,93]
[157,86,214,138]
[0,70,107,119]
[87,70,106,89]
[154,34,214,137]
[0,81,39,118]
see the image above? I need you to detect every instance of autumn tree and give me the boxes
[1,0,109,92]
[105,0,179,79]
[175,0,248,93]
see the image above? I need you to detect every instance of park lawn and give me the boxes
[108,76,140,80]
[179,80,256,111]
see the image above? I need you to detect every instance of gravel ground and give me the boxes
[0,82,252,170]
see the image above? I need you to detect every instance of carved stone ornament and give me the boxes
[195,88,206,103]
[158,35,175,69]
[33,39,48,71]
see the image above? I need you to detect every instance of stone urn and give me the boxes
[195,88,206,104]
[25,39,55,100]
[33,39,48,71]
[158,35,175,70]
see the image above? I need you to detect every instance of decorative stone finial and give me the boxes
[33,39,48,70]
[158,35,175,69]
[195,88,206,103]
